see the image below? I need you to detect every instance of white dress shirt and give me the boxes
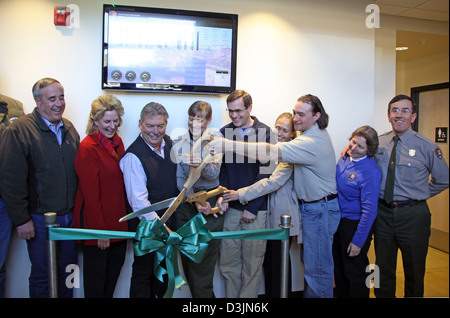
[119,135,166,220]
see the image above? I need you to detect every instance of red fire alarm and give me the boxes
[54,6,70,26]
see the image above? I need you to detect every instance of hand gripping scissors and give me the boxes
[119,134,225,224]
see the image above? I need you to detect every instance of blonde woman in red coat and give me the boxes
[73,95,127,298]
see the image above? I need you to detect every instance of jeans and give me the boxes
[0,198,12,298]
[27,213,78,298]
[300,197,340,298]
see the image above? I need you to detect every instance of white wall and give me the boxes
[3,0,441,298]
[0,0,376,151]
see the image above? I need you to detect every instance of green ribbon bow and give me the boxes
[133,213,213,298]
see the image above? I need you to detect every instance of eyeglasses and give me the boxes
[390,108,412,114]
[226,108,247,115]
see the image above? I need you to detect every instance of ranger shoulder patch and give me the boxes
[435,148,443,159]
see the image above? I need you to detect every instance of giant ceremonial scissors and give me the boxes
[119,134,225,223]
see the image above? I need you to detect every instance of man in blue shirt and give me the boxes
[0,78,79,298]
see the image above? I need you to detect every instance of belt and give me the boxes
[379,198,425,209]
[193,187,218,193]
[299,193,338,204]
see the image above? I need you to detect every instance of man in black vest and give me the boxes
[120,102,178,298]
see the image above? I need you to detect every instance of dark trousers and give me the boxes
[332,218,373,298]
[130,251,168,298]
[374,201,431,298]
[27,214,78,298]
[129,215,176,298]
[81,240,127,298]
[0,198,12,298]
[176,197,224,298]
[263,238,294,298]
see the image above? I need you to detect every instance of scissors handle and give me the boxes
[187,186,227,214]
[160,134,215,225]
[183,152,214,190]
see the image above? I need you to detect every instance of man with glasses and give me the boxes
[218,89,276,298]
[374,94,448,297]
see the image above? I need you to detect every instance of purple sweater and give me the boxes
[336,156,381,247]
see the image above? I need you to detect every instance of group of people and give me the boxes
[0,77,448,299]
[208,92,449,298]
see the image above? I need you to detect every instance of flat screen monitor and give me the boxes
[102,4,238,94]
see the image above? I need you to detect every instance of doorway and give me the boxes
[411,83,449,252]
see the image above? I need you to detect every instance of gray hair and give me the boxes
[32,78,61,100]
[140,102,169,123]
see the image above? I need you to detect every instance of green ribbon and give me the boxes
[132,213,213,297]
[49,213,288,298]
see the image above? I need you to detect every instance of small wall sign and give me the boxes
[435,127,447,143]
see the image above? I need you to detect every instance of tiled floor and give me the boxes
[368,245,449,298]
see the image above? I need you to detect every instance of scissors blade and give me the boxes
[160,188,186,224]
[118,196,176,222]
[122,135,214,225]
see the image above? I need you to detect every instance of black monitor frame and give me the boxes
[101,4,238,95]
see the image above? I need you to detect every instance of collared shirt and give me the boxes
[40,115,63,145]
[376,128,449,201]
[119,135,166,216]
[351,155,367,162]
[172,128,222,196]
[278,123,337,202]
[219,116,276,215]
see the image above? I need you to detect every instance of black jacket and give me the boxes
[0,108,79,226]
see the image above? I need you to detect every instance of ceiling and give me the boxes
[374,0,449,62]
[396,30,448,61]
[374,0,449,22]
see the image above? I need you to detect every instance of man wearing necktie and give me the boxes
[374,95,449,298]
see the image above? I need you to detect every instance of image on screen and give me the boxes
[102,5,237,94]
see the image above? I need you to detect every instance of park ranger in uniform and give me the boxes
[374,94,449,298]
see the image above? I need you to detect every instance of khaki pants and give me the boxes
[219,207,267,298]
